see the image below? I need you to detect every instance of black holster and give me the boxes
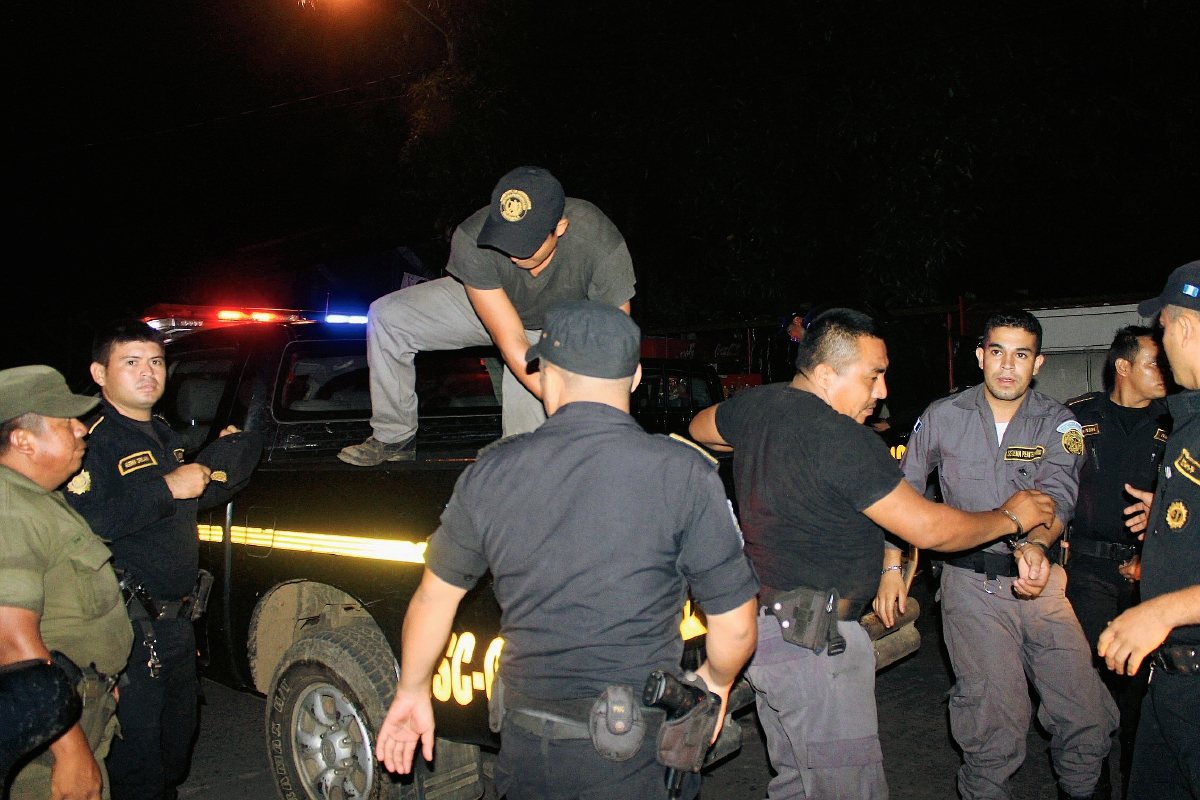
[767,585,847,656]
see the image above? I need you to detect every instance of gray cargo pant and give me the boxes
[366,277,546,443]
[746,614,888,800]
[941,563,1118,800]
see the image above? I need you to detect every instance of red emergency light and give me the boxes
[143,304,317,341]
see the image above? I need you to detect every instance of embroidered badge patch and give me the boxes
[1174,448,1200,487]
[174,448,185,463]
[498,189,532,222]
[1081,424,1100,437]
[66,470,91,495]
[1167,500,1188,530]
[1004,445,1046,462]
[1061,430,1085,456]
[1155,428,1169,443]
[210,471,228,483]
[117,450,157,476]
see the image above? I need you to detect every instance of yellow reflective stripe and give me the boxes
[196,524,426,564]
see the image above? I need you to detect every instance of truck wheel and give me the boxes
[266,626,415,800]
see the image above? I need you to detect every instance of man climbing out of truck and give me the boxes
[340,166,636,466]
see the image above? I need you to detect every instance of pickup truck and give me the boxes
[145,312,920,800]
[147,316,731,800]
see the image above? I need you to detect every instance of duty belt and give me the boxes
[1152,645,1200,675]
[1069,537,1139,563]
[758,589,861,621]
[503,688,664,742]
[944,551,1018,579]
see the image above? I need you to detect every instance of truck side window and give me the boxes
[157,349,237,454]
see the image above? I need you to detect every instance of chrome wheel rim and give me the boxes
[291,681,375,800]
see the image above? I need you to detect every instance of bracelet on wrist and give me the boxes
[881,565,903,576]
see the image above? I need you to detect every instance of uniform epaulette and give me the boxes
[475,432,531,460]
[1066,392,1100,407]
[87,416,105,435]
[664,433,720,469]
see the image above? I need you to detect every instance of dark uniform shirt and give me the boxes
[65,399,202,600]
[1141,389,1200,647]
[714,384,903,605]
[425,402,759,700]
[1067,391,1170,544]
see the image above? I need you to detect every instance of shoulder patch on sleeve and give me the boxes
[87,416,105,435]
[1155,428,1169,443]
[475,432,531,460]
[1058,420,1085,456]
[667,433,720,468]
[173,448,185,463]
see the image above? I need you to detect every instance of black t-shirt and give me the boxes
[425,402,758,700]
[1142,390,1200,646]
[445,198,636,329]
[715,383,903,603]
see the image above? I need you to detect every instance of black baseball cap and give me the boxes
[476,167,566,259]
[1138,260,1200,319]
[525,301,641,379]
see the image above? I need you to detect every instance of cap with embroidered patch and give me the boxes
[525,301,640,379]
[0,366,99,424]
[1139,260,1200,319]
[476,167,566,259]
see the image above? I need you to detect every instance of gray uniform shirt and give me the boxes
[901,384,1084,555]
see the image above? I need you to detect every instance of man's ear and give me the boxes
[554,218,569,237]
[976,347,985,371]
[1032,353,1045,376]
[1115,357,1133,378]
[89,362,107,388]
[629,363,642,394]
[6,426,34,457]
[810,362,837,390]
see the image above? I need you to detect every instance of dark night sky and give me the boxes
[3,0,1198,375]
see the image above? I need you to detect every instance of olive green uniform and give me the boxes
[0,463,133,800]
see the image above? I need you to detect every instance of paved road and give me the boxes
[180,579,1107,799]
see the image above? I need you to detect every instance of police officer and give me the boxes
[65,320,256,800]
[0,365,133,800]
[1100,261,1200,799]
[1065,326,1169,789]
[689,308,1058,800]
[375,301,760,799]
[340,166,636,465]
[890,311,1117,800]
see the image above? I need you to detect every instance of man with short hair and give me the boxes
[375,301,759,799]
[66,319,256,800]
[689,308,1059,799]
[0,365,133,800]
[340,166,636,466]
[885,310,1117,800]
[1100,261,1200,800]
[1064,326,1169,789]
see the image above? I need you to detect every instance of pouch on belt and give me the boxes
[589,684,646,761]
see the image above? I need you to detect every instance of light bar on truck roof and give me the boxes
[142,304,319,341]
[325,314,368,324]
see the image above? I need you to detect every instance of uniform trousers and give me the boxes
[941,564,1117,800]
[1065,552,1148,784]
[493,715,699,800]
[1126,671,1200,799]
[745,615,887,800]
[107,618,199,800]
[366,277,545,443]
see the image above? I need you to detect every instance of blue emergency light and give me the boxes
[325,314,369,324]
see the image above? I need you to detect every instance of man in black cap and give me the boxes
[0,365,132,800]
[65,320,260,800]
[1100,260,1200,800]
[374,301,759,799]
[340,166,636,466]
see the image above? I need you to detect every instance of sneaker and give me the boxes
[337,435,416,466]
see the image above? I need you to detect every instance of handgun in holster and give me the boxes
[767,585,847,656]
[643,670,722,775]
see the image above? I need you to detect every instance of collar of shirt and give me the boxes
[540,400,641,432]
[0,462,51,495]
[1167,389,1200,420]
[98,398,170,441]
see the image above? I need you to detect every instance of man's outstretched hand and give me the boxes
[1123,484,1155,534]
[375,688,436,775]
